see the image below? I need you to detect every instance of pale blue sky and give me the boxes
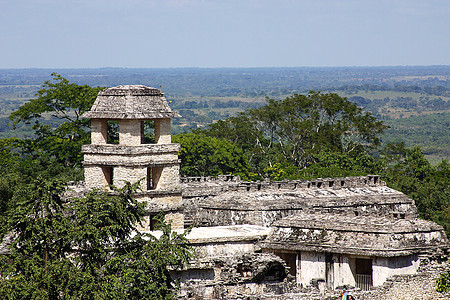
[0,0,449,68]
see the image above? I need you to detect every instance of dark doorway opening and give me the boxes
[355,258,373,290]
[272,251,297,277]
[102,166,113,186]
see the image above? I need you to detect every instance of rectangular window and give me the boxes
[107,121,119,144]
[355,258,373,290]
[273,251,297,277]
[147,166,162,190]
[149,214,159,231]
[102,166,113,186]
[141,120,155,144]
[147,167,153,190]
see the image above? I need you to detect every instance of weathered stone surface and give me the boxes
[261,213,448,257]
[182,176,417,228]
[154,118,172,144]
[137,194,183,212]
[82,143,180,155]
[82,85,180,119]
[176,253,289,299]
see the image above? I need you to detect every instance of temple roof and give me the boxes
[82,85,180,119]
[199,185,412,211]
[260,213,448,257]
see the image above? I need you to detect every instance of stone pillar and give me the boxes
[84,165,106,189]
[155,118,171,144]
[114,166,147,189]
[91,119,107,145]
[119,119,142,146]
[152,166,163,190]
[157,165,180,191]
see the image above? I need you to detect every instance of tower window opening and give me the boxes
[107,120,119,144]
[374,176,379,184]
[149,213,160,231]
[102,166,113,186]
[147,166,163,190]
[147,167,154,190]
[141,120,155,144]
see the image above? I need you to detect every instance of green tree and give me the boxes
[9,73,103,167]
[200,92,387,177]
[173,132,250,179]
[0,137,83,239]
[0,178,192,299]
[297,151,383,180]
[382,145,450,236]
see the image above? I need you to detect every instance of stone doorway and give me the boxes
[355,258,373,290]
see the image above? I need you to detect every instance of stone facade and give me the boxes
[176,175,448,298]
[81,85,183,229]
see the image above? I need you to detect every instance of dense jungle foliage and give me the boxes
[0,74,448,296]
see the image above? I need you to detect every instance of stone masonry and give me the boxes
[81,85,183,229]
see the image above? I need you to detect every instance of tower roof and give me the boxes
[82,85,180,119]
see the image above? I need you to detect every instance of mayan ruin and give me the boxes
[1,0,448,298]
[75,85,449,299]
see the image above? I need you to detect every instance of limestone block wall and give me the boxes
[114,166,147,189]
[119,119,141,146]
[82,144,180,165]
[296,253,419,289]
[184,197,417,228]
[332,254,355,288]
[157,165,180,190]
[134,194,184,230]
[298,252,355,289]
[164,212,184,230]
[191,207,303,227]
[155,118,171,144]
[84,152,179,166]
[193,242,259,259]
[91,119,107,145]
[137,194,183,212]
[84,165,109,189]
[109,165,181,192]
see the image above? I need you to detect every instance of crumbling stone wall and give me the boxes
[177,253,290,299]
[177,256,450,299]
[182,175,417,228]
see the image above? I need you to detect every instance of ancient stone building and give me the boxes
[81,85,183,229]
[78,85,449,299]
[179,175,448,297]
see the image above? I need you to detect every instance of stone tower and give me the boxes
[81,85,183,229]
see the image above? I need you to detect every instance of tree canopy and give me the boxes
[199,92,387,178]
[0,178,191,299]
[172,133,250,179]
[0,75,192,298]
[9,73,103,167]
